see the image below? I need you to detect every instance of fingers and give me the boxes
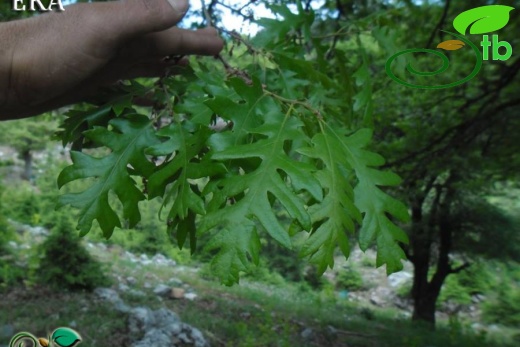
[118,27,224,60]
[55,0,189,56]
[101,0,190,39]
[119,59,190,79]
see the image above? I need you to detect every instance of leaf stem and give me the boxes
[263,90,322,120]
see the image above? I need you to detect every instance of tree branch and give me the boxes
[450,262,471,274]
[425,0,451,48]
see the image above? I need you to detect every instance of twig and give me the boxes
[217,27,260,54]
[264,90,322,120]
[425,0,451,48]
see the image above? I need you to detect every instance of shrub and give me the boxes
[244,261,287,286]
[1,182,43,225]
[456,263,495,295]
[396,281,413,299]
[37,213,111,291]
[0,183,25,289]
[336,266,364,291]
[438,275,472,306]
[482,282,520,326]
[262,237,305,282]
[304,265,326,290]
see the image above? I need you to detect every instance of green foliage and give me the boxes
[57,116,159,237]
[37,213,110,291]
[1,183,44,225]
[482,263,520,327]
[336,266,364,291]
[243,260,287,286]
[438,264,495,306]
[55,2,410,285]
[360,255,376,267]
[456,264,496,295]
[482,282,520,327]
[264,248,305,283]
[0,203,24,289]
[303,265,326,290]
[439,275,472,306]
[0,116,57,153]
[396,281,413,299]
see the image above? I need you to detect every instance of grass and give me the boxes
[1,242,518,347]
[0,287,129,347]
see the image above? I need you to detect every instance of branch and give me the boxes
[450,262,471,274]
[213,0,255,21]
[383,97,520,171]
[200,0,214,26]
[325,0,345,59]
[217,27,259,54]
[425,0,451,48]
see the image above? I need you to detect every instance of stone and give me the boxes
[471,294,486,304]
[114,301,131,313]
[94,288,120,303]
[326,325,338,336]
[240,312,251,319]
[170,288,185,299]
[118,283,130,292]
[27,225,49,236]
[168,278,184,287]
[128,289,146,297]
[185,293,198,301]
[301,328,313,339]
[387,271,413,288]
[94,283,209,347]
[128,307,155,335]
[126,276,137,286]
[153,284,171,297]
[94,287,130,313]
[129,307,208,347]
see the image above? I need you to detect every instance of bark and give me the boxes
[410,177,457,326]
[22,150,33,181]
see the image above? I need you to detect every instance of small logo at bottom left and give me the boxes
[9,327,81,347]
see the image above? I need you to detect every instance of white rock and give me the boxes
[388,271,413,288]
[185,293,198,301]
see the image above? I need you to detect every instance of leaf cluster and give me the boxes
[55,2,410,284]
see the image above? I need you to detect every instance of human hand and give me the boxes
[0,0,223,120]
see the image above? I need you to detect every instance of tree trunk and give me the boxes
[410,179,456,327]
[411,257,449,326]
[412,284,439,324]
[22,150,32,181]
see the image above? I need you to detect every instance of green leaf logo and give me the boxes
[453,5,514,35]
[51,328,82,347]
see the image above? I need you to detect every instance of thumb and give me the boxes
[89,0,190,40]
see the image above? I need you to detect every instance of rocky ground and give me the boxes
[1,221,499,347]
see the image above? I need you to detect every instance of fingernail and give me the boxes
[167,0,189,14]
